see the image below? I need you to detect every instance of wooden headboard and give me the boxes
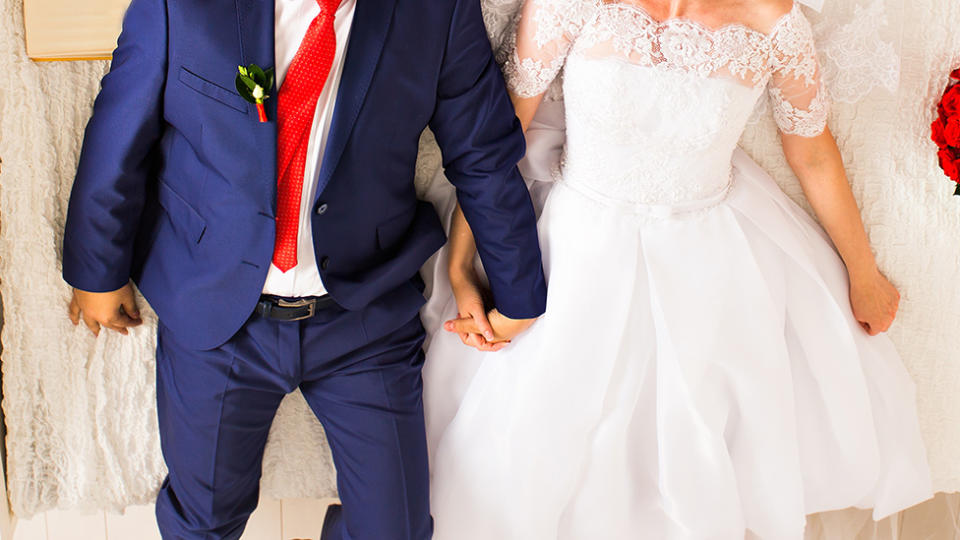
[24,0,129,60]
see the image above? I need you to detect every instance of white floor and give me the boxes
[10,498,337,540]
[9,493,960,539]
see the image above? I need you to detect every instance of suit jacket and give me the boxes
[62,0,547,349]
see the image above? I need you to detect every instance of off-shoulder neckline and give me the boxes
[597,1,801,39]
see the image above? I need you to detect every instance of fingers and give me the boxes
[865,310,896,335]
[446,318,508,352]
[876,315,893,334]
[879,283,899,331]
[470,309,495,341]
[90,306,142,335]
[72,286,142,336]
[68,296,80,325]
[445,316,481,335]
[120,295,142,324]
[465,332,487,350]
[81,312,101,337]
[109,310,143,331]
[445,307,522,352]
[860,318,891,336]
[467,333,506,352]
[103,320,130,335]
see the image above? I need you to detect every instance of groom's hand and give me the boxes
[449,270,504,352]
[444,310,536,351]
[68,282,142,336]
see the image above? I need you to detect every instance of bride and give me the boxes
[421,0,933,537]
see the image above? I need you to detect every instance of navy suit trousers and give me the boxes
[154,303,432,540]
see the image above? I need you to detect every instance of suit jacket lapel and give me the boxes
[236,0,279,209]
[236,0,278,123]
[315,0,399,200]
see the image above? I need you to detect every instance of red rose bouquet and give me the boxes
[931,68,960,196]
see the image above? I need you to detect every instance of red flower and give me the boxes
[942,84,960,116]
[935,69,960,193]
[932,117,948,148]
[938,148,960,182]
[945,116,960,147]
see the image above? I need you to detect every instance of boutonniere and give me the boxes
[236,64,275,123]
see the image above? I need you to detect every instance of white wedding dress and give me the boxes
[422,1,933,538]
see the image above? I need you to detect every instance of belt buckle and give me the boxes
[276,298,316,321]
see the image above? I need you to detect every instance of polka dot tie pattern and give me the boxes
[272,0,340,272]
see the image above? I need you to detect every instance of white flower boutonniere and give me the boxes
[236,64,275,123]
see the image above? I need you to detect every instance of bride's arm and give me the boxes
[447,91,544,283]
[511,93,547,131]
[447,92,542,299]
[781,130,899,335]
[446,204,502,350]
[445,92,546,351]
[447,93,543,291]
[769,6,899,335]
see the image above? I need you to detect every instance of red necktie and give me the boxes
[273,0,340,272]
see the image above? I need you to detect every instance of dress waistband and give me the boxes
[558,175,734,219]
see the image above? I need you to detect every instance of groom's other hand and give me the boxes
[444,310,536,352]
[68,283,142,336]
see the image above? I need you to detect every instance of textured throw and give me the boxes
[0,0,958,529]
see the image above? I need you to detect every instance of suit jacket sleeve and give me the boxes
[429,0,548,320]
[62,0,168,292]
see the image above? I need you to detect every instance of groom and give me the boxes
[62,0,546,537]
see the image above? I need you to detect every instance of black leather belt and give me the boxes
[256,295,338,322]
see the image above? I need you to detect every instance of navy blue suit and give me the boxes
[62,0,547,536]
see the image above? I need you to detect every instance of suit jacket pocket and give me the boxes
[178,67,248,113]
[157,179,208,244]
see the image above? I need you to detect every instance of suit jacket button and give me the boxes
[320,256,330,270]
[316,203,328,215]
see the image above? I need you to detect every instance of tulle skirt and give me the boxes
[420,115,932,540]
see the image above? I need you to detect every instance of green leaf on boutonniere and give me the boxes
[954,183,960,196]
[236,74,255,102]
[249,64,266,83]
[239,75,257,92]
[236,63,275,122]
[235,63,274,105]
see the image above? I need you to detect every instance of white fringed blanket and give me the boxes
[1,0,958,521]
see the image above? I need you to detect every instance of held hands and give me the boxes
[445,268,536,352]
[848,266,900,336]
[68,282,142,336]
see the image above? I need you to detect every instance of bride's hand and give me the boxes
[849,266,900,336]
[445,308,536,350]
[448,268,504,352]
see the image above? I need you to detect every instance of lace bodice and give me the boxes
[502,0,830,204]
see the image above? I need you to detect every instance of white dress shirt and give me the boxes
[262,0,356,297]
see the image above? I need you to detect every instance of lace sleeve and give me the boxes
[501,0,597,98]
[767,5,830,137]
